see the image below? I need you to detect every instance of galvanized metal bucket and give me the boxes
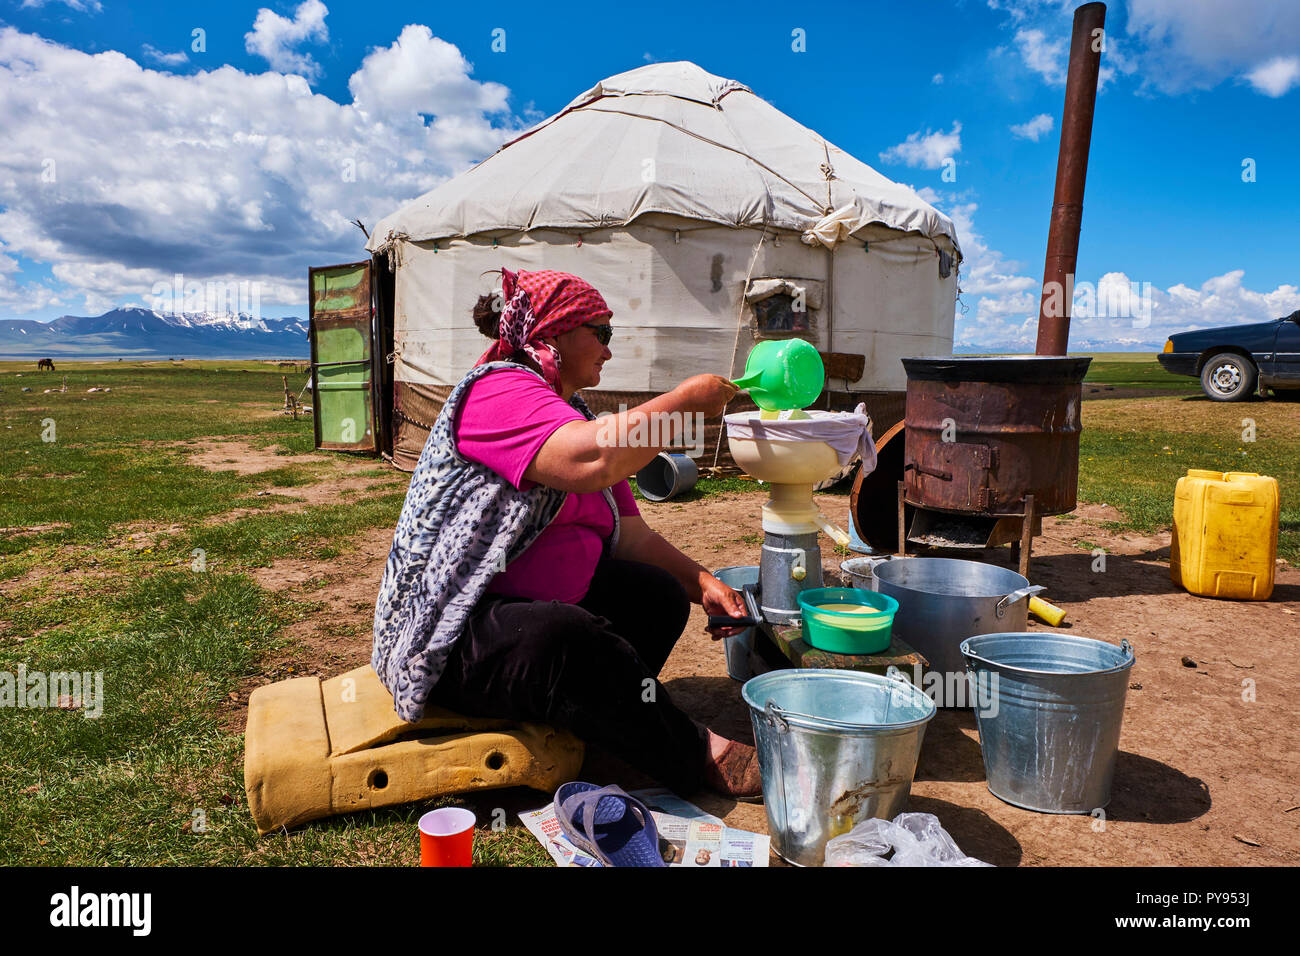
[961,632,1135,814]
[839,555,889,590]
[635,452,699,501]
[712,566,763,682]
[874,557,1044,707]
[741,668,935,866]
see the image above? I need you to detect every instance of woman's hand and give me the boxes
[671,374,739,417]
[701,574,749,641]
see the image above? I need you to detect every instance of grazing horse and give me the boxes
[37,358,55,371]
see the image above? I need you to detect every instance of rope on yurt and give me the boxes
[710,224,770,472]
[820,139,838,411]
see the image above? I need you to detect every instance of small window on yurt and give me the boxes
[745,278,822,340]
[752,293,809,333]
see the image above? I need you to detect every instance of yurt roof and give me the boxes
[366,61,960,256]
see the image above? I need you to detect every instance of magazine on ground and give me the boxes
[518,787,770,867]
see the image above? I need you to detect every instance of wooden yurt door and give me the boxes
[308,261,378,453]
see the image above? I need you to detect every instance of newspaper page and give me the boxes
[518,787,769,867]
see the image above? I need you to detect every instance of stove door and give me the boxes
[908,440,997,512]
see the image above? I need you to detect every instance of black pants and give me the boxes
[427,557,707,793]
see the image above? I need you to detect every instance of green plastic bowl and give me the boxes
[798,587,899,655]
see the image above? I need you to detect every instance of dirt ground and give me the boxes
[641,495,1300,867]
[231,450,1300,867]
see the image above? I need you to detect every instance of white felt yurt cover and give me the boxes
[367,61,960,252]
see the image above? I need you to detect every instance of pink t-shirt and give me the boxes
[454,368,639,603]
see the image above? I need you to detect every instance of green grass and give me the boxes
[629,474,762,502]
[1079,397,1300,562]
[0,360,326,553]
[175,491,408,569]
[1082,356,1201,391]
[0,570,285,864]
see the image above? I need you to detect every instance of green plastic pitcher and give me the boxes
[732,339,825,410]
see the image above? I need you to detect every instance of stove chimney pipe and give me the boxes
[1035,2,1106,356]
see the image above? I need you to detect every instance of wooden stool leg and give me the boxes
[1019,494,1035,579]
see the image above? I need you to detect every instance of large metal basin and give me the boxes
[873,557,1043,707]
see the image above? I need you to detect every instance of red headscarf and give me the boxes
[475,268,612,390]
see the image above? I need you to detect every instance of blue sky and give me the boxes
[1,0,1297,349]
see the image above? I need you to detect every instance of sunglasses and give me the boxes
[583,322,613,346]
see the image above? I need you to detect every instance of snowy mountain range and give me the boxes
[0,308,310,359]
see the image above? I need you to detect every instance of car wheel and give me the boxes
[1200,353,1257,402]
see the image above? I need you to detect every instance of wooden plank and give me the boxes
[769,623,927,680]
[819,351,866,381]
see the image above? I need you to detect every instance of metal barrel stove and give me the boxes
[890,3,1108,568]
[902,355,1091,519]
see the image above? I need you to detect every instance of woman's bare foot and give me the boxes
[699,727,763,798]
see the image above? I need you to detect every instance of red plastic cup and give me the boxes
[419,808,476,867]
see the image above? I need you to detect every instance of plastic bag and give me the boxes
[823,812,992,867]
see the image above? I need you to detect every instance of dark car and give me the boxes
[1158,310,1300,401]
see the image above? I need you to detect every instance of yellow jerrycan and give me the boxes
[1170,470,1279,600]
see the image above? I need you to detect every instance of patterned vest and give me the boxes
[371,361,619,721]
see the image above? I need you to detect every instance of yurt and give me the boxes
[328,61,961,470]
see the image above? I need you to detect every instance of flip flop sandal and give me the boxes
[554,782,668,867]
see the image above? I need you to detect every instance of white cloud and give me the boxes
[940,200,1036,301]
[0,24,524,316]
[1245,55,1300,97]
[244,0,329,82]
[49,260,305,315]
[1097,37,1139,90]
[879,122,961,170]
[0,240,61,316]
[994,0,1299,97]
[1010,113,1053,141]
[985,0,1060,23]
[348,24,509,122]
[931,73,943,84]
[141,44,189,67]
[921,181,1300,350]
[1127,0,1300,95]
[19,0,102,11]
[916,187,1039,352]
[1015,28,1065,84]
[956,263,1300,351]
[0,276,64,314]
[1065,270,1300,350]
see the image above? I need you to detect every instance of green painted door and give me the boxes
[309,262,376,452]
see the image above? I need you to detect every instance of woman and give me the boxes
[372,268,762,797]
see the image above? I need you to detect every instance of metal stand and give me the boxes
[897,480,907,557]
[1008,493,1036,579]
[898,484,1040,579]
